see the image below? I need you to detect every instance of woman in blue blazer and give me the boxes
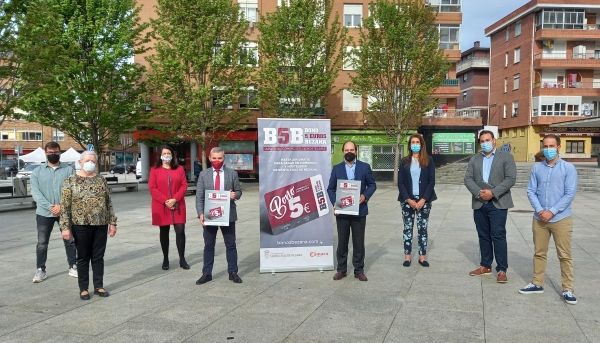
[398,134,437,267]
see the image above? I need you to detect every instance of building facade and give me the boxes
[457,41,490,125]
[486,0,600,162]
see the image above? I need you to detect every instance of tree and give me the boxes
[16,0,149,165]
[146,0,254,169]
[0,0,26,125]
[349,0,450,185]
[256,0,350,118]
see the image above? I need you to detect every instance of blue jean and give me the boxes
[202,222,238,274]
[474,202,508,272]
[36,215,77,270]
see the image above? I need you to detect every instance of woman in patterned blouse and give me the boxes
[60,150,117,300]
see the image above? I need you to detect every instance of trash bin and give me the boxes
[12,178,28,196]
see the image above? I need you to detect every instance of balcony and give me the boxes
[424,109,481,118]
[442,78,459,86]
[456,57,490,73]
[533,52,600,69]
[535,25,600,40]
[532,81,600,97]
[422,109,482,127]
[432,78,460,97]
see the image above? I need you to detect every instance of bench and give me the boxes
[0,185,13,194]
[186,184,196,195]
[0,195,36,209]
[103,176,138,192]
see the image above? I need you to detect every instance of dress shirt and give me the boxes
[527,158,577,223]
[410,159,421,196]
[212,167,225,190]
[482,148,496,183]
[30,162,75,217]
[344,160,356,180]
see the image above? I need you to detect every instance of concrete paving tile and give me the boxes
[0,329,92,343]
[90,321,196,343]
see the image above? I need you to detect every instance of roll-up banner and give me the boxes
[258,119,334,273]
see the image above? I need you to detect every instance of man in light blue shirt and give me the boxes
[30,142,77,283]
[519,134,578,305]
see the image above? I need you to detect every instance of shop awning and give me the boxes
[549,117,600,128]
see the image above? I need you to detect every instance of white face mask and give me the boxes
[161,155,172,163]
[83,161,96,172]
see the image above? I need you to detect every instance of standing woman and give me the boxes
[397,134,437,267]
[60,151,117,300]
[149,145,189,270]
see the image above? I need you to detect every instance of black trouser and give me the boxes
[72,225,108,292]
[335,216,367,274]
[36,215,77,270]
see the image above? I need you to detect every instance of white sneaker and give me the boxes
[68,265,78,278]
[33,268,46,283]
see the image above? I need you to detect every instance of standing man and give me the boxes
[520,134,578,305]
[31,141,77,283]
[464,130,516,283]
[195,147,243,285]
[327,141,377,281]
[193,157,202,180]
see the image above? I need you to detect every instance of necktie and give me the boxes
[215,169,220,190]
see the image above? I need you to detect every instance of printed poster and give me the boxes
[203,190,231,226]
[334,180,361,216]
[258,119,334,273]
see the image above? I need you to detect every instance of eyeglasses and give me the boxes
[46,152,61,155]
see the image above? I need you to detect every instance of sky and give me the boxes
[460,0,529,50]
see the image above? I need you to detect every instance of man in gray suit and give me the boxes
[195,147,243,285]
[464,130,516,283]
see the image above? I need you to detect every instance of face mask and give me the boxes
[410,145,421,153]
[83,161,95,172]
[47,154,60,164]
[160,155,172,163]
[344,152,356,162]
[543,148,558,160]
[211,160,224,170]
[481,142,493,153]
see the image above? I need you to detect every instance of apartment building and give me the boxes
[456,41,490,125]
[486,0,600,162]
[135,0,480,179]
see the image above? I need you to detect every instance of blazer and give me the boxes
[464,149,517,210]
[148,166,188,226]
[195,166,242,222]
[397,156,437,203]
[327,160,377,217]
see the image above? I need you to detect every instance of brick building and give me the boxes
[456,41,490,125]
[135,0,481,180]
[485,0,600,162]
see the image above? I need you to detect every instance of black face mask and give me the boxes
[344,152,356,162]
[47,154,60,164]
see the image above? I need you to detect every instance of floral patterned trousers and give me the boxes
[401,195,432,255]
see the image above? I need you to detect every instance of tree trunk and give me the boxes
[393,132,401,187]
[200,131,208,170]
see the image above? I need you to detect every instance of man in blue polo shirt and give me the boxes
[519,134,578,305]
[31,141,77,283]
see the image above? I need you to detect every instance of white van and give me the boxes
[135,160,142,179]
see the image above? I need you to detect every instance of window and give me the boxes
[211,87,233,109]
[512,129,516,138]
[372,145,396,170]
[342,89,361,111]
[520,127,525,137]
[541,104,553,116]
[515,21,522,36]
[344,4,362,27]
[514,48,520,63]
[52,130,65,142]
[15,131,42,141]
[567,104,580,116]
[463,73,467,82]
[513,74,520,90]
[438,25,460,50]
[566,141,584,153]
[554,102,566,116]
[238,87,258,109]
[239,1,258,25]
[503,104,507,119]
[505,52,509,67]
[535,9,585,31]
[504,78,508,93]
[343,46,359,70]
[512,101,519,117]
[239,42,258,66]
[462,91,467,101]
[506,27,509,41]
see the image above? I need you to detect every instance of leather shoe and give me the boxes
[162,260,169,270]
[94,288,110,297]
[195,273,212,285]
[179,260,190,270]
[333,271,347,280]
[354,273,368,281]
[229,272,243,283]
[80,290,90,300]
[403,260,411,267]
[419,260,430,267]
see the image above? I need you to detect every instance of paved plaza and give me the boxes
[1,179,599,343]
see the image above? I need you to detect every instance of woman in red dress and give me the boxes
[149,145,189,270]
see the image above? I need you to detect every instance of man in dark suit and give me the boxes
[195,147,243,284]
[464,130,516,283]
[327,141,377,281]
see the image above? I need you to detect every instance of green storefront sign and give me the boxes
[431,132,476,155]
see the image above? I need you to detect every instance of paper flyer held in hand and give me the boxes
[334,179,361,215]
[204,190,231,226]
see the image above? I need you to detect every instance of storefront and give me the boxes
[420,125,483,167]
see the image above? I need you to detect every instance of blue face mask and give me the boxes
[543,148,558,160]
[410,144,421,153]
[481,142,493,153]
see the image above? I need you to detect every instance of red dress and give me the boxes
[149,166,188,226]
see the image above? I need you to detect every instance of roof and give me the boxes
[549,117,600,128]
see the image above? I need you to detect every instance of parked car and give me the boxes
[126,164,136,174]
[16,163,43,179]
[0,160,19,177]
[135,161,141,179]
[109,164,136,174]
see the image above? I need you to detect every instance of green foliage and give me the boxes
[146,0,254,168]
[256,0,350,118]
[16,0,149,160]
